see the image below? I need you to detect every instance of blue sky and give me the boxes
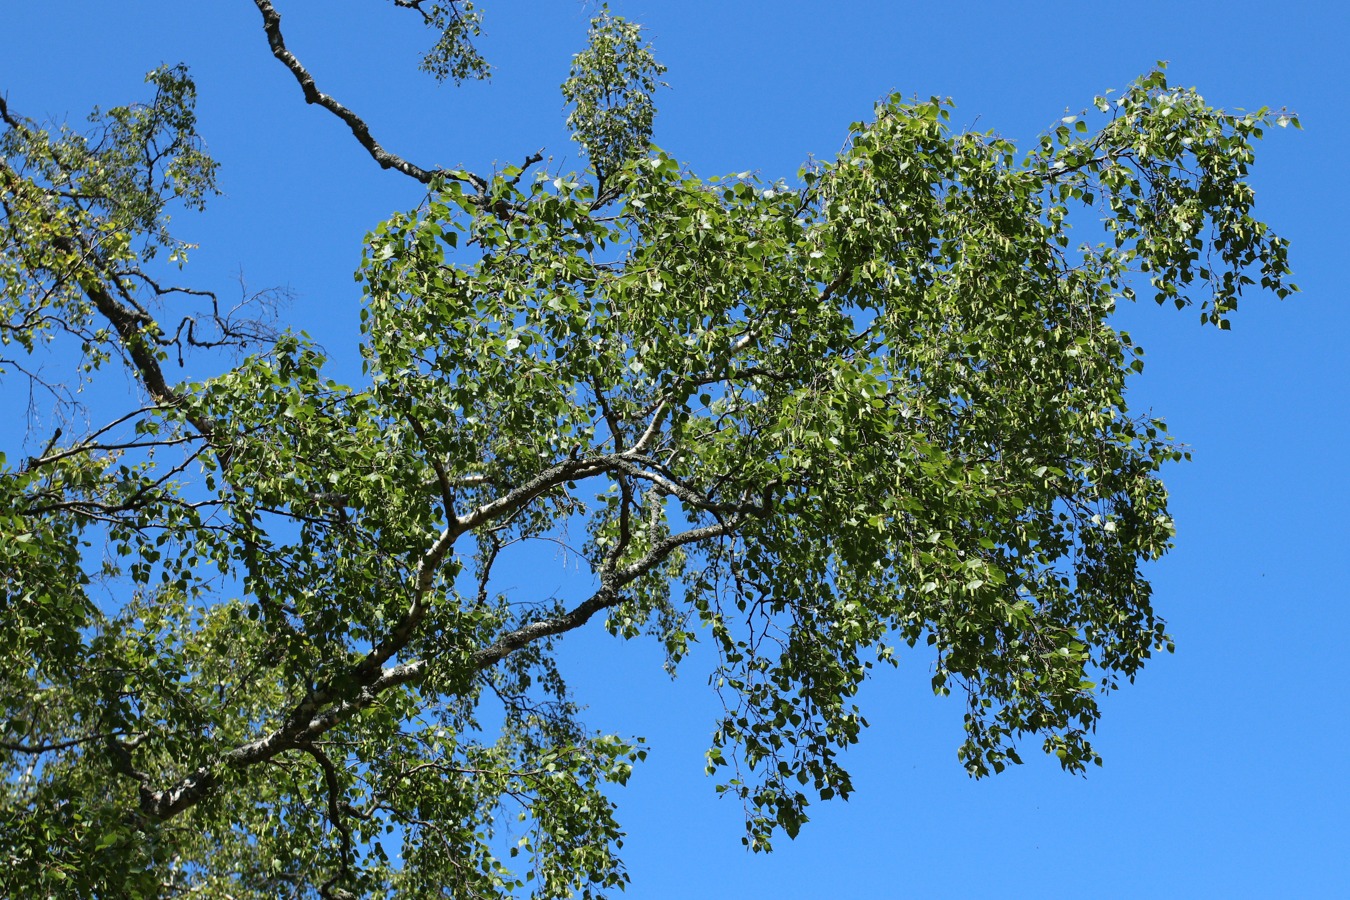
[3,1,1347,896]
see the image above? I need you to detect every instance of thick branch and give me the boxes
[457,453,623,530]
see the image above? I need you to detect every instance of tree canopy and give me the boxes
[0,2,1296,897]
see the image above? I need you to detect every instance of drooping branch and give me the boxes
[405,412,456,525]
[75,259,214,429]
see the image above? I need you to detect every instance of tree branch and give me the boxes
[134,513,750,823]
[471,516,742,668]
[250,0,486,193]
[296,741,355,887]
[406,412,456,524]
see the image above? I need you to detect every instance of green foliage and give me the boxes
[562,7,667,183]
[0,64,217,371]
[402,0,491,84]
[0,7,1297,894]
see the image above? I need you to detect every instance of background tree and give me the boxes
[0,2,1310,897]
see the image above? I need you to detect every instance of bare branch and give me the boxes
[610,456,758,515]
[250,0,486,193]
[0,92,21,129]
[475,531,503,607]
[27,433,200,470]
[389,0,435,25]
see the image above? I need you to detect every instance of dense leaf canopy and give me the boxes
[0,3,1294,897]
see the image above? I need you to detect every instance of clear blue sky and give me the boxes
[4,1,1347,896]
